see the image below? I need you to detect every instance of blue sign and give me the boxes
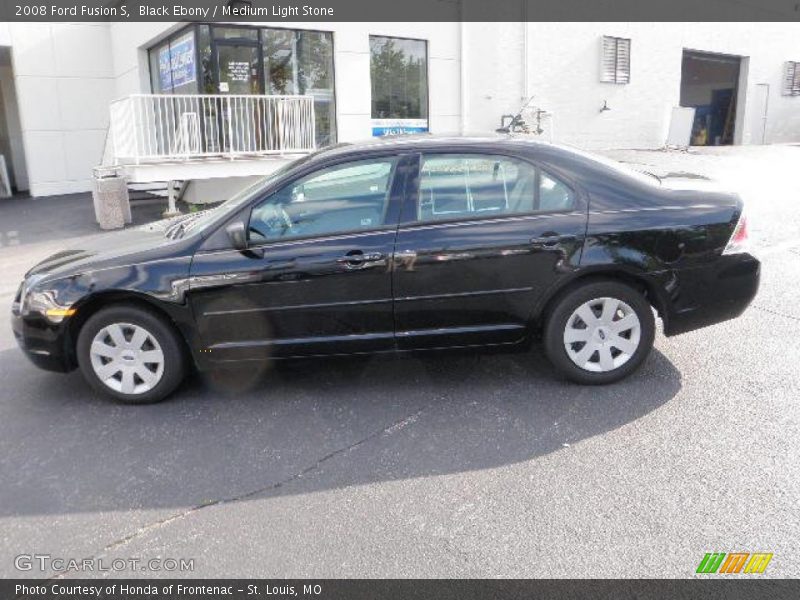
[158,45,171,91]
[371,119,429,137]
[159,32,196,92]
[372,126,429,136]
[169,33,196,89]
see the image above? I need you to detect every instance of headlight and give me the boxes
[18,276,76,323]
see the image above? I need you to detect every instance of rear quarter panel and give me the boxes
[581,175,746,335]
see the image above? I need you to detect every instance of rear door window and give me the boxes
[416,154,575,222]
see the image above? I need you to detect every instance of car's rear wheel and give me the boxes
[543,280,655,384]
[76,305,186,404]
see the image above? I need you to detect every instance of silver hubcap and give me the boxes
[89,323,165,395]
[563,297,641,373]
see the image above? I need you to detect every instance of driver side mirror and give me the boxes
[226,220,248,251]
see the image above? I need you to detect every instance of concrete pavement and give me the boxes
[0,145,798,578]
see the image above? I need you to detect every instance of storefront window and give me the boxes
[197,24,214,93]
[264,28,298,95]
[369,36,429,136]
[148,25,336,146]
[148,29,199,94]
[298,30,336,147]
[167,31,198,94]
[263,28,336,146]
[148,41,169,93]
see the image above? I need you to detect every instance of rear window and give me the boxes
[557,146,662,187]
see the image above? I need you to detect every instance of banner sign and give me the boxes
[169,32,197,89]
[157,32,196,91]
[157,45,171,91]
[371,119,429,137]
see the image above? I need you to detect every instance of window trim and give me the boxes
[399,150,583,228]
[244,153,412,249]
[369,34,430,127]
[600,35,631,85]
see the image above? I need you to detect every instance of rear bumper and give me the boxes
[662,252,760,336]
[11,311,74,373]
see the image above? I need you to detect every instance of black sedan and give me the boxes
[11,137,759,403]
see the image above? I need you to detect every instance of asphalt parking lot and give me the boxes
[1,145,799,578]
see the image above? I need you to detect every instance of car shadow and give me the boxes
[0,344,682,517]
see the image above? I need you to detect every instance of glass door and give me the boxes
[214,42,262,153]
[216,43,260,95]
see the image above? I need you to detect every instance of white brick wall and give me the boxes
[465,22,800,149]
[8,23,115,196]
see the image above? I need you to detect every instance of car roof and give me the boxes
[306,135,663,190]
[307,135,633,178]
[312,134,558,159]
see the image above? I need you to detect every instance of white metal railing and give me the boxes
[108,93,316,164]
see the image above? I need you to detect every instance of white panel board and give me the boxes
[666,106,696,147]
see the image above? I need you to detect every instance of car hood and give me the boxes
[26,222,191,282]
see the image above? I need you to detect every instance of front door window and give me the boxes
[248,157,400,243]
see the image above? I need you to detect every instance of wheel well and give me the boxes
[535,271,666,331]
[65,292,191,369]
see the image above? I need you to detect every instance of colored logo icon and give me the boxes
[696,552,773,574]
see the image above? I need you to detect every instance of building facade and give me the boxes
[0,20,798,197]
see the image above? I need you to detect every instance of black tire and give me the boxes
[543,280,655,385]
[76,304,186,404]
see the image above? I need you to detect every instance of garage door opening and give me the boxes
[680,50,742,146]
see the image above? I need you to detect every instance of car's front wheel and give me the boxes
[76,305,186,404]
[543,280,655,384]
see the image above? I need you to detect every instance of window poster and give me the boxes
[158,45,172,91]
[169,32,196,89]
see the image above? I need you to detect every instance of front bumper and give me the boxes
[11,310,74,373]
[662,252,760,336]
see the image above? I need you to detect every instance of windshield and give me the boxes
[173,155,315,238]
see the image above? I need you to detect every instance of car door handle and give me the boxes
[530,234,577,248]
[336,250,385,269]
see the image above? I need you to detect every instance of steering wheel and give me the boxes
[251,204,294,239]
[276,205,294,232]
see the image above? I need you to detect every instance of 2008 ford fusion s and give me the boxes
[11,137,759,403]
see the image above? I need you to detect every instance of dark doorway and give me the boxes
[680,50,741,146]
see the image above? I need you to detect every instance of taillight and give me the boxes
[723,213,748,255]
